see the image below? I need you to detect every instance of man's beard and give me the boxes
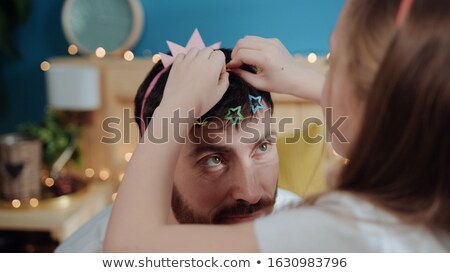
[171,186,276,224]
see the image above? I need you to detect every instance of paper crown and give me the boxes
[140,29,221,136]
[159,28,222,67]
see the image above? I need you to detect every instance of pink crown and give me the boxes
[140,29,221,136]
[159,28,221,67]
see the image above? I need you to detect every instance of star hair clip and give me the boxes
[224,106,245,126]
[249,95,265,114]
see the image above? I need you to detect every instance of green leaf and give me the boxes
[17,110,82,169]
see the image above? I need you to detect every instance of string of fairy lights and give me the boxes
[6,151,133,209]
[40,44,329,72]
[40,44,163,72]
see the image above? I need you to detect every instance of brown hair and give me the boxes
[343,0,401,99]
[337,0,450,232]
[134,48,273,136]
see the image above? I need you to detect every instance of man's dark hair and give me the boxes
[134,48,273,135]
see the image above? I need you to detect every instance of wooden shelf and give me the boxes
[0,181,114,242]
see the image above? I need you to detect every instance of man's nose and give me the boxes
[229,164,262,204]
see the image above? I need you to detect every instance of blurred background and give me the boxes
[0,0,344,252]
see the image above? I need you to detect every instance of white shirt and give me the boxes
[254,192,450,252]
[55,188,301,252]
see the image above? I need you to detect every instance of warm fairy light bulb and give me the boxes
[118,173,124,182]
[85,168,95,178]
[45,177,55,187]
[12,199,21,208]
[307,53,318,64]
[152,54,161,63]
[40,61,51,71]
[29,198,39,208]
[111,192,118,201]
[124,152,133,162]
[68,44,78,55]
[95,47,106,58]
[124,50,134,61]
[326,52,331,61]
[99,169,110,181]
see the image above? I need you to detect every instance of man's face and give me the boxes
[172,110,279,224]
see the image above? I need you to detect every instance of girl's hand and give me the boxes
[227,36,298,95]
[227,36,324,103]
[159,48,229,118]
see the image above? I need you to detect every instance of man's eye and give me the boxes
[205,156,222,167]
[256,143,269,153]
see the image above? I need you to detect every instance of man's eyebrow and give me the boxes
[247,129,277,148]
[267,129,277,139]
[261,129,277,142]
[189,144,232,158]
[189,129,276,158]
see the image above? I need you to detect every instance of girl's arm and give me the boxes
[227,36,325,104]
[104,48,260,252]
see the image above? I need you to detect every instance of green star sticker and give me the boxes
[224,106,244,125]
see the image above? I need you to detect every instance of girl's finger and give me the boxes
[217,71,229,96]
[231,38,267,59]
[184,47,201,62]
[228,68,265,91]
[198,47,214,60]
[227,48,264,69]
[172,53,185,67]
[209,50,227,73]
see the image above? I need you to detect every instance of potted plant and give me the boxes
[19,110,83,196]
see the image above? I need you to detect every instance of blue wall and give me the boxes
[0,0,345,134]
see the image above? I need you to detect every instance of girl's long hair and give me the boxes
[337,0,450,232]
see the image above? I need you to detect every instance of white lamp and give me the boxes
[46,63,100,110]
[45,63,100,178]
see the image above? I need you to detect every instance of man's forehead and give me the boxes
[202,116,258,130]
[188,118,276,147]
[194,115,273,132]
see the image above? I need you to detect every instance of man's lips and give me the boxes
[223,211,265,224]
